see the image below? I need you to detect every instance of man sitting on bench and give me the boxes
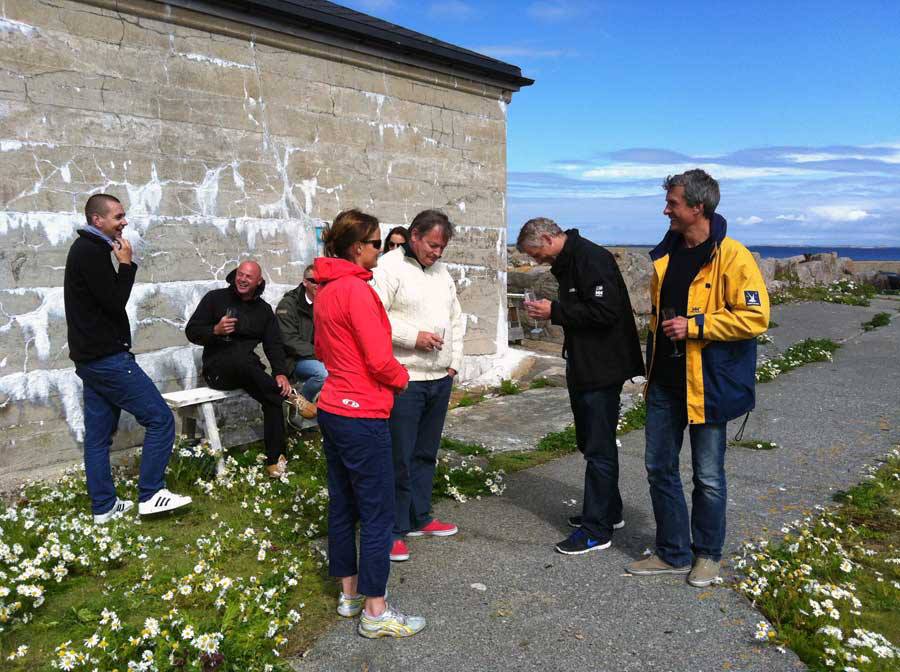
[276,263,323,426]
[186,260,292,478]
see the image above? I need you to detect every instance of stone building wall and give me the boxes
[0,0,516,482]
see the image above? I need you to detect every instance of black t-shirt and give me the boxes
[653,236,714,391]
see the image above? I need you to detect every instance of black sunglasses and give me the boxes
[362,238,382,250]
[386,241,402,249]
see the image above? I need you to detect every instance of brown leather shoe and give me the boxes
[288,389,317,419]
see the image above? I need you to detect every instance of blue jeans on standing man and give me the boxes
[568,381,624,543]
[388,376,453,539]
[644,383,727,567]
[292,358,328,401]
[75,352,175,515]
[318,409,394,597]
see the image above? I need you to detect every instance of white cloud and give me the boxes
[581,162,831,181]
[775,214,809,222]
[735,216,763,225]
[782,151,900,164]
[809,205,878,222]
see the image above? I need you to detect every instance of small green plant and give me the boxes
[768,320,779,328]
[756,338,840,383]
[455,392,485,408]
[729,439,778,450]
[617,397,647,435]
[772,280,878,307]
[862,312,892,331]
[528,377,551,389]
[440,437,489,456]
[757,333,774,345]
[434,458,505,501]
[487,426,577,473]
[498,378,521,396]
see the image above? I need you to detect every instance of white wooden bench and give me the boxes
[162,387,317,476]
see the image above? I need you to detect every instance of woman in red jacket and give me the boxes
[313,209,425,639]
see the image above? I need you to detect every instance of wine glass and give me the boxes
[660,307,683,358]
[433,325,445,352]
[223,306,238,342]
[523,290,543,334]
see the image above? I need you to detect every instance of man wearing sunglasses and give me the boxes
[276,264,327,421]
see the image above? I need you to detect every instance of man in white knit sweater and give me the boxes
[373,210,465,563]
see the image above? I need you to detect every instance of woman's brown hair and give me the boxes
[322,209,380,260]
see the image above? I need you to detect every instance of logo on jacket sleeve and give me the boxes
[593,284,604,298]
[744,290,761,306]
[341,398,361,409]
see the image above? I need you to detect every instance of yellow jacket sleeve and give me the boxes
[687,244,770,341]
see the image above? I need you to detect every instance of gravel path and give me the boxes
[292,301,899,672]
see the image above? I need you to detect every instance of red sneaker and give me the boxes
[407,519,458,537]
[390,539,410,562]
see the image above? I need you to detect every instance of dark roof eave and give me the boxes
[165,0,534,90]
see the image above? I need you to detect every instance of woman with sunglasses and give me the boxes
[382,226,409,254]
[313,209,424,638]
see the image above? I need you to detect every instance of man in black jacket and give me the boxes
[186,261,292,478]
[65,194,191,523]
[276,264,325,416]
[518,217,645,554]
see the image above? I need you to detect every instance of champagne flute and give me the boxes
[223,306,238,342]
[523,290,543,334]
[433,325,445,352]
[661,307,683,358]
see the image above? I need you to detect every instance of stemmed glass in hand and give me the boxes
[523,290,543,334]
[661,307,683,358]
[223,307,238,342]
[433,325,445,353]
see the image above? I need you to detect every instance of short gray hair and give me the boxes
[663,169,720,217]
[516,217,563,252]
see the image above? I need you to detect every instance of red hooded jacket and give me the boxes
[313,257,409,418]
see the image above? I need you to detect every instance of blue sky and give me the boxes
[341,1,900,245]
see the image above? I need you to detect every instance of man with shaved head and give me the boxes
[186,260,292,478]
[66,194,191,523]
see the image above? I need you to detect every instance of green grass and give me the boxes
[736,449,900,669]
[497,378,522,396]
[729,439,778,450]
[440,437,489,456]
[862,312,892,331]
[527,377,552,389]
[486,425,577,474]
[617,398,647,435]
[454,392,486,408]
[756,338,840,383]
[771,279,877,306]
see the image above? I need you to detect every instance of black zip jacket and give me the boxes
[275,284,315,373]
[549,229,645,390]
[64,230,137,363]
[185,269,289,378]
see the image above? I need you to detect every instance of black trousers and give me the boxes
[205,358,284,465]
[568,381,624,542]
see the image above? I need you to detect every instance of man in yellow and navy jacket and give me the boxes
[625,169,769,587]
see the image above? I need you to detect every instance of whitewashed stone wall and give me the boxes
[0,0,515,482]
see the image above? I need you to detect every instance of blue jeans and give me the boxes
[75,352,175,514]
[388,376,453,538]
[292,358,328,401]
[318,409,394,597]
[569,382,624,542]
[644,383,727,566]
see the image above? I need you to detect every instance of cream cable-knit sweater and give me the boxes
[373,247,464,381]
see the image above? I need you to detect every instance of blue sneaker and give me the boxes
[555,528,611,555]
